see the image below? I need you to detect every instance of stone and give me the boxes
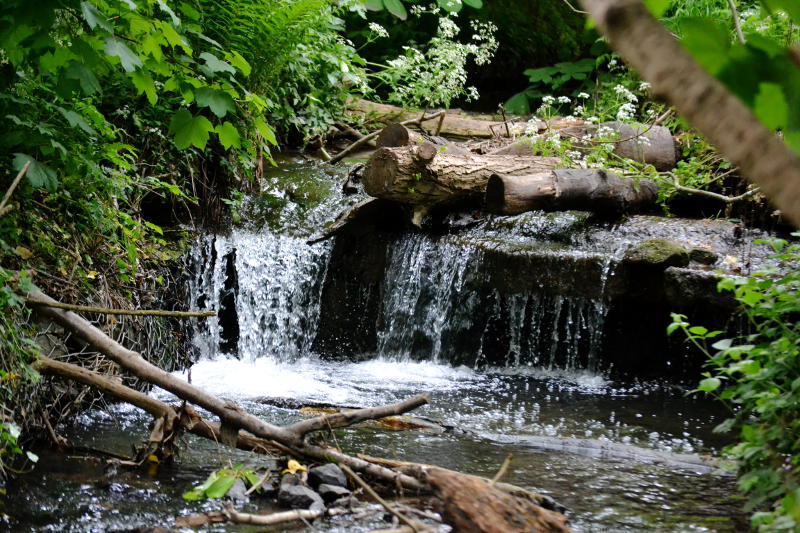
[280,473,301,487]
[226,478,249,501]
[623,238,689,268]
[317,483,351,504]
[277,484,325,510]
[690,247,719,265]
[308,463,347,489]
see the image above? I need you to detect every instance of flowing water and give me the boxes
[6,161,757,532]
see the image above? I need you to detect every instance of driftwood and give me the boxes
[362,143,560,224]
[485,169,658,216]
[426,468,575,533]
[27,289,427,491]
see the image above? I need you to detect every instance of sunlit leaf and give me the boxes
[363,0,383,11]
[215,122,241,149]
[463,0,483,8]
[205,474,237,498]
[383,0,407,20]
[81,1,114,33]
[104,38,143,72]
[698,377,721,392]
[254,116,278,145]
[199,52,236,76]
[679,18,730,75]
[130,69,158,105]
[643,0,670,17]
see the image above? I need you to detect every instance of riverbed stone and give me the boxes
[317,483,351,503]
[623,238,689,268]
[308,463,347,489]
[277,484,325,510]
[689,247,719,265]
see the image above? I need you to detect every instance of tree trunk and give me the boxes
[486,169,658,215]
[376,123,471,155]
[579,0,800,227]
[362,144,560,207]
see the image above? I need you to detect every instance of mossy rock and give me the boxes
[624,238,690,268]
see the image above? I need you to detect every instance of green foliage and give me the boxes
[671,2,800,154]
[669,236,800,531]
[363,0,483,21]
[182,464,261,501]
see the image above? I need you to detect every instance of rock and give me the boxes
[623,238,689,268]
[690,247,718,265]
[226,478,249,501]
[317,483,351,504]
[277,484,325,510]
[280,473,301,487]
[308,463,347,489]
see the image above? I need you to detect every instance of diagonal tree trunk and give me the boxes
[578,0,800,227]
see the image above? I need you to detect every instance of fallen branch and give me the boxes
[664,173,761,203]
[27,289,426,491]
[24,297,215,318]
[177,503,382,528]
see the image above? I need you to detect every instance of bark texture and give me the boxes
[486,169,658,215]
[426,468,575,533]
[376,123,471,155]
[579,0,800,226]
[362,145,560,207]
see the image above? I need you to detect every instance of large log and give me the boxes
[491,122,677,171]
[486,169,657,216]
[362,144,561,208]
[376,123,471,155]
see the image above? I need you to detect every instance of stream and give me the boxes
[6,160,757,532]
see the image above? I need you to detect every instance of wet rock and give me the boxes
[332,495,361,508]
[308,463,347,489]
[623,238,689,268]
[226,478,248,501]
[277,484,325,510]
[280,473,301,487]
[317,483,351,503]
[689,247,718,265]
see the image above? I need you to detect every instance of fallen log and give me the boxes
[376,123,471,156]
[425,468,575,533]
[485,169,658,216]
[491,122,678,171]
[362,143,560,223]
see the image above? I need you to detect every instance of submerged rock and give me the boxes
[308,463,347,489]
[277,484,325,510]
[317,483,351,503]
[623,238,689,268]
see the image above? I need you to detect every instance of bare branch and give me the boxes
[727,0,746,45]
[0,161,31,217]
[24,297,215,318]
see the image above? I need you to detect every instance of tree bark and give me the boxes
[425,468,576,533]
[362,144,560,207]
[485,169,658,215]
[578,0,800,227]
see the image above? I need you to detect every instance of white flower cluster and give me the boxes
[368,22,389,39]
[613,84,638,121]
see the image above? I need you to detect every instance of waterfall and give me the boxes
[187,231,332,362]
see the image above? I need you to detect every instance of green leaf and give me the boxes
[205,474,237,498]
[679,18,730,76]
[168,109,214,150]
[104,38,143,72]
[57,107,97,135]
[225,51,251,77]
[698,377,721,392]
[762,0,800,24]
[688,326,708,336]
[754,83,788,130]
[156,0,181,26]
[81,2,114,33]
[383,0,407,20]
[643,0,670,17]
[64,61,101,95]
[178,2,201,21]
[363,0,384,11]
[130,69,158,105]
[13,154,58,192]
[26,451,38,463]
[462,0,483,8]
[712,338,733,351]
[253,116,278,145]
[215,122,241,149]
[195,87,235,118]
[504,92,530,115]
[199,52,236,76]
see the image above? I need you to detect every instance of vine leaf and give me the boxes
[195,87,234,118]
[754,82,788,130]
[168,109,214,149]
[104,38,143,72]
[64,61,101,95]
[13,153,58,192]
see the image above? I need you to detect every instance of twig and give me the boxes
[665,172,761,203]
[340,464,424,533]
[0,161,31,217]
[328,111,445,165]
[561,0,589,14]
[653,108,673,126]
[490,454,513,486]
[244,470,271,496]
[24,297,215,318]
[727,0,746,45]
